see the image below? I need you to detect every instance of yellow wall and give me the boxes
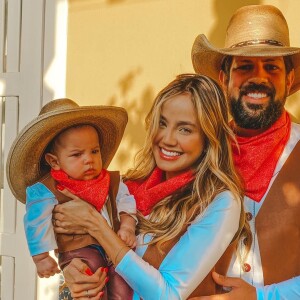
[66,0,300,173]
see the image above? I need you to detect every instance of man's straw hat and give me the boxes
[192,4,300,95]
[6,98,128,203]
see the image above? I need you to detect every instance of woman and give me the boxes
[54,74,251,299]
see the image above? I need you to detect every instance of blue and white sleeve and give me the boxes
[116,180,137,221]
[256,276,300,300]
[24,183,58,256]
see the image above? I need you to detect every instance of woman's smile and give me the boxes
[159,147,182,160]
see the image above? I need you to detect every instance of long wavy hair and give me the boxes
[125,74,251,258]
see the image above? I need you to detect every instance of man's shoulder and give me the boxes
[290,122,300,142]
[291,121,300,128]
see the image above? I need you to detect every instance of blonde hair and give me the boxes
[125,74,251,255]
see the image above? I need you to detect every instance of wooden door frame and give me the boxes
[0,1,68,299]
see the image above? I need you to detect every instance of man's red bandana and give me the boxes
[232,111,291,202]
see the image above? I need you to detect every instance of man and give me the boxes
[191,4,300,300]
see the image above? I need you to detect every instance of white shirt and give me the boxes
[227,122,300,300]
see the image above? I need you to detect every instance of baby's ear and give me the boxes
[45,153,60,170]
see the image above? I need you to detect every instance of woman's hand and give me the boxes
[53,188,101,235]
[63,258,108,299]
[54,187,130,270]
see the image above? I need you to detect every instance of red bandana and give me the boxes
[50,169,110,211]
[125,167,194,216]
[232,111,291,202]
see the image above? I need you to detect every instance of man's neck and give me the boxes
[233,124,267,137]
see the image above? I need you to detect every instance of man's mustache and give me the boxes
[240,83,275,96]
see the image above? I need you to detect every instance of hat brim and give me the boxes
[192,34,300,95]
[6,106,128,203]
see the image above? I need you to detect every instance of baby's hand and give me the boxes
[118,227,137,248]
[33,253,61,278]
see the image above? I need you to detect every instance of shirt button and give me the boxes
[243,263,251,272]
[246,212,253,221]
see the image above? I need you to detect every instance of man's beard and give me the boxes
[229,83,286,130]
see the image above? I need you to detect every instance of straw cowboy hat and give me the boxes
[192,4,300,95]
[6,98,128,203]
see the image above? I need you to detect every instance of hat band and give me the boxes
[230,39,284,48]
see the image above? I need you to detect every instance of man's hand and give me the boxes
[189,271,257,300]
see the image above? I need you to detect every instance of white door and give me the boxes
[0,0,68,299]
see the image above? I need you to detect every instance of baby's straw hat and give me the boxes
[192,4,300,95]
[6,98,128,203]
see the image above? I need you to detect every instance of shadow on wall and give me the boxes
[209,0,262,47]
[106,68,155,171]
[107,0,126,4]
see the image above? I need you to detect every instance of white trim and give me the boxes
[43,0,68,104]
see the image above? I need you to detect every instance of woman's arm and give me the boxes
[116,191,241,299]
[54,189,240,299]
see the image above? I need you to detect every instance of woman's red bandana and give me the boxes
[125,167,194,216]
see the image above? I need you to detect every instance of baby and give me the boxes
[7,98,136,299]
